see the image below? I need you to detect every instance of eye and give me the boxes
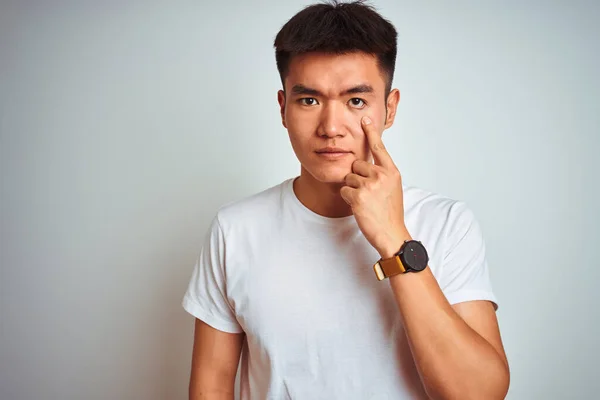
[349,98,366,109]
[299,98,319,106]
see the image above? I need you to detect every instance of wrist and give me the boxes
[378,228,412,259]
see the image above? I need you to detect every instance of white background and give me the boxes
[1,1,598,399]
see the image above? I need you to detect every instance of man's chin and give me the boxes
[307,166,350,185]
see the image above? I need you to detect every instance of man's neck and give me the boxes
[293,169,353,218]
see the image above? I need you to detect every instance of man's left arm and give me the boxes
[385,241,509,400]
[340,116,510,400]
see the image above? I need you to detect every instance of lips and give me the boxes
[315,147,352,160]
[315,147,352,154]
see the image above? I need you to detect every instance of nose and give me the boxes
[317,102,346,138]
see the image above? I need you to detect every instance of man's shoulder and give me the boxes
[214,178,291,228]
[404,184,459,210]
[403,184,475,228]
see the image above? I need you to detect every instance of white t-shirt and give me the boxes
[182,177,497,399]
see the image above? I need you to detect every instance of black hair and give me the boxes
[274,0,398,96]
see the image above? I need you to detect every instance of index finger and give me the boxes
[361,116,394,168]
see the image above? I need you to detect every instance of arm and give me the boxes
[340,116,509,400]
[189,318,245,400]
[386,242,509,400]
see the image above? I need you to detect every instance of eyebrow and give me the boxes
[290,84,374,96]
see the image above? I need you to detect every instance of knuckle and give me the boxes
[374,141,385,151]
[356,190,367,204]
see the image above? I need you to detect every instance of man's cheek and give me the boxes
[351,124,370,153]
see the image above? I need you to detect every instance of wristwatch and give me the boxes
[373,240,429,281]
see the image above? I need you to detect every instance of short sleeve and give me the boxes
[182,215,243,333]
[438,202,498,310]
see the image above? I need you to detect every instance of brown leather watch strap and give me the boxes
[373,255,407,281]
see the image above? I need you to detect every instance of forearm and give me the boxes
[388,267,509,399]
[189,371,236,400]
[189,387,234,400]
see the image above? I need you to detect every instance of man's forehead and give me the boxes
[285,52,386,94]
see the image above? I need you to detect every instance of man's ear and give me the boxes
[277,90,287,129]
[384,89,400,129]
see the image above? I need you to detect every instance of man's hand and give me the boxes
[340,116,410,259]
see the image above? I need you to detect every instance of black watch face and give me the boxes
[401,241,429,271]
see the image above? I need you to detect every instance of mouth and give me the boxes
[315,147,353,159]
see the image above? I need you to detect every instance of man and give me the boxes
[182,1,510,399]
